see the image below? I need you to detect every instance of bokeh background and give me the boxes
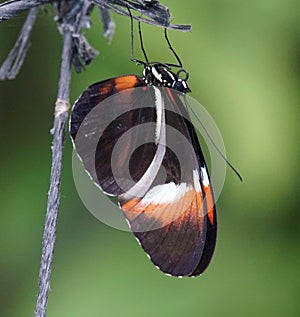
[0,1,299,316]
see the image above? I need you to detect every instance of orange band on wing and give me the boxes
[114,75,140,90]
[121,188,204,229]
[203,185,216,226]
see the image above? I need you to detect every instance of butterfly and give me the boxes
[70,23,217,277]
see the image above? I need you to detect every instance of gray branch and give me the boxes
[0,6,39,79]
[0,0,49,21]
[35,30,72,317]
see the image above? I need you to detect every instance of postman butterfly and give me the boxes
[70,20,218,277]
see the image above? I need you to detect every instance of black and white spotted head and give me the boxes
[142,64,191,94]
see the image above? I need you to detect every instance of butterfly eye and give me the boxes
[172,80,185,92]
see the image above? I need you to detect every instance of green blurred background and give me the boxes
[0,1,299,316]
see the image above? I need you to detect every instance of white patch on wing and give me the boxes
[121,87,166,200]
[193,169,202,192]
[140,182,192,204]
[201,166,209,187]
[153,86,164,144]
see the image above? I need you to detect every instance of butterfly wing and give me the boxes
[70,75,157,195]
[70,77,217,277]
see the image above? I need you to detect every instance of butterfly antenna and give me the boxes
[127,4,135,61]
[138,21,149,64]
[164,28,182,68]
[126,4,147,65]
[186,98,243,182]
